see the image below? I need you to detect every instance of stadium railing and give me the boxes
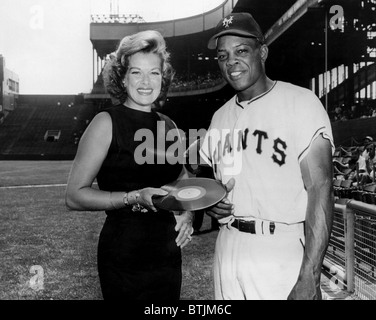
[325,198,376,300]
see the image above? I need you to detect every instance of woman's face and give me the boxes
[123,52,162,111]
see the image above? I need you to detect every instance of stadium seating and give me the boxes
[332,142,376,205]
[91,70,224,95]
[0,101,95,159]
[2,100,376,207]
[361,184,376,204]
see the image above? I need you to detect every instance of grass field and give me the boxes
[0,160,217,300]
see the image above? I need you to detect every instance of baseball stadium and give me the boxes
[1,0,376,303]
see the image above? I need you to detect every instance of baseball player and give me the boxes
[200,12,334,300]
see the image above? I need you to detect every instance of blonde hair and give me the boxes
[103,30,174,107]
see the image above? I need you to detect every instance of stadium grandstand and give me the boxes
[1,0,374,158]
[86,0,376,133]
[0,94,95,160]
[0,54,19,124]
[0,0,376,299]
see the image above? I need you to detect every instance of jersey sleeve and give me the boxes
[295,92,335,163]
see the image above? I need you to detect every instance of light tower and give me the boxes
[110,0,119,17]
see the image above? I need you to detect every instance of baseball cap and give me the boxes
[364,136,374,142]
[208,12,265,49]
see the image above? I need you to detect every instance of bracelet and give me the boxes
[122,192,130,206]
[128,190,140,205]
[129,190,148,213]
[135,191,141,204]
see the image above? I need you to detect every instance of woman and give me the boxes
[65,30,193,300]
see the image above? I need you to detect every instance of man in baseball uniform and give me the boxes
[200,12,334,300]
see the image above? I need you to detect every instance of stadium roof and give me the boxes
[90,0,297,58]
[90,0,376,88]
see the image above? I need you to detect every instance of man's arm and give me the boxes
[288,134,334,300]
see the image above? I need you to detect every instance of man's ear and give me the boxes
[260,44,268,63]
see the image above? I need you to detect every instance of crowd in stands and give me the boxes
[91,70,224,95]
[90,14,146,24]
[169,71,223,91]
[330,100,376,122]
[333,135,376,204]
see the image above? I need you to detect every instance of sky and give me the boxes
[0,0,223,95]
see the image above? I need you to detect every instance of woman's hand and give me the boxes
[135,188,169,212]
[174,211,194,248]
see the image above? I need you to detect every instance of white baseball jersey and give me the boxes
[200,81,334,224]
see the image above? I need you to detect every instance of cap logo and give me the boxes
[222,16,233,28]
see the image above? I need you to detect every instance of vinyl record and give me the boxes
[153,178,227,211]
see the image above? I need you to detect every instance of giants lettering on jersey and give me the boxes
[209,128,287,175]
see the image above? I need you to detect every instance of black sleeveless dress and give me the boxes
[96,105,183,300]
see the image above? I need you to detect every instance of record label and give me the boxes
[176,187,206,201]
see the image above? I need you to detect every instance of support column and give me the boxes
[336,66,340,105]
[97,54,100,78]
[365,62,368,103]
[347,63,354,107]
[315,75,320,98]
[324,9,328,112]
[345,206,355,293]
[92,46,95,89]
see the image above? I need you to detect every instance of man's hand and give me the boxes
[287,272,322,300]
[206,178,235,220]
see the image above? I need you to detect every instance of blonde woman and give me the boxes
[65,30,193,300]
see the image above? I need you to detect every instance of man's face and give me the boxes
[216,35,267,97]
[366,144,375,158]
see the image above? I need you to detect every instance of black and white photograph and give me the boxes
[0,0,376,308]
